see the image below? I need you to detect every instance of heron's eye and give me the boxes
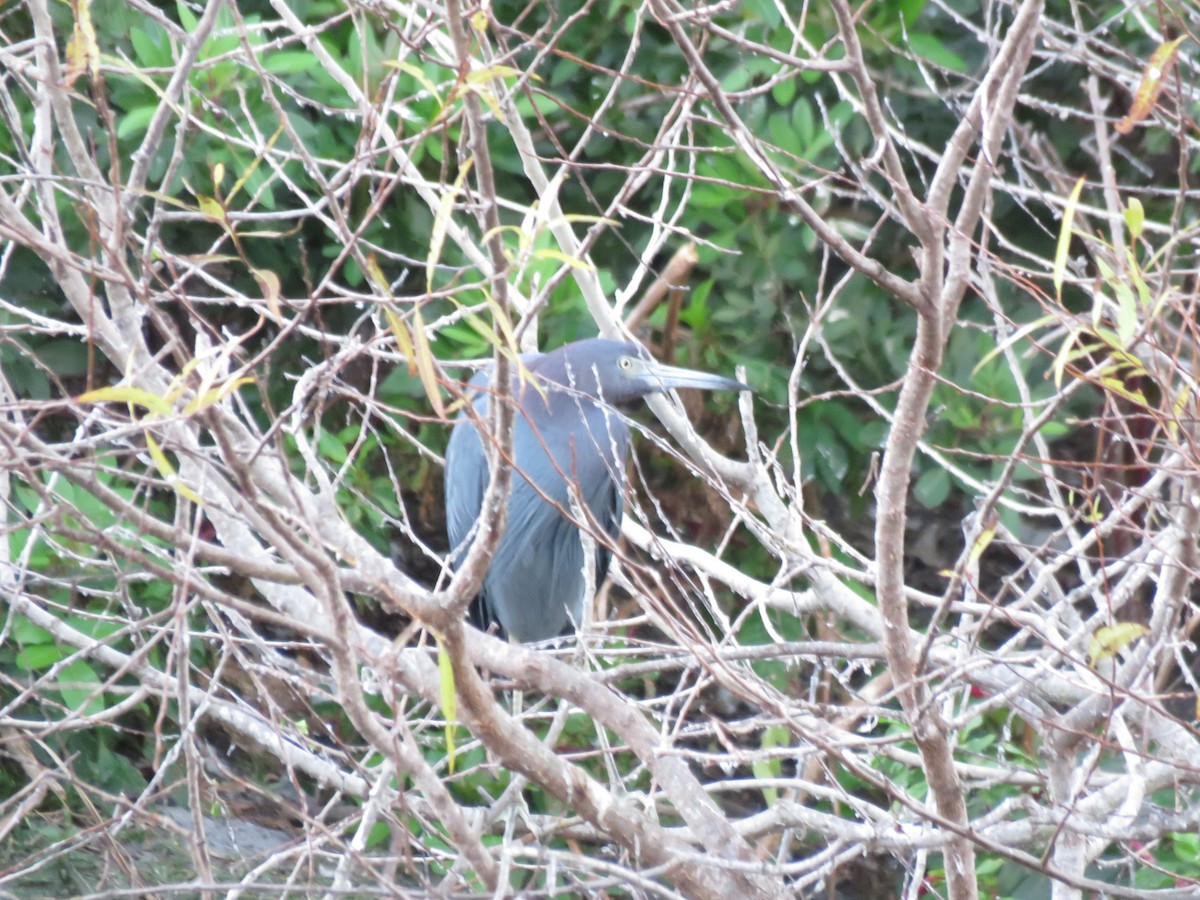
[618,357,633,371]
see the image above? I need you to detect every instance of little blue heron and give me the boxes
[445,338,750,642]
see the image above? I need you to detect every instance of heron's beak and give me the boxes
[644,360,752,394]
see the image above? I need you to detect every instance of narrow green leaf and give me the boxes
[971,314,1055,377]
[116,106,158,141]
[176,0,198,32]
[907,32,967,73]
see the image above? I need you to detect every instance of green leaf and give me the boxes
[752,724,789,807]
[263,51,318,75]
[906,33,967,73]
[549,58,579,87]
[176,0,198,32]
[116,105,158,141]
[679,281,713,331]
[317,428,348,464]
[12,616,53,645]
[821,403,868,448]
[17,643,66,672]
[793,98,815,152]
[57,659,106,716]
[1097,256,1139,347]
[66,615,122,641]
[129,27,168,67]
[768,110,802,157]
[35,339,90,378]
[771,77,796,106]
[914,466,951,508]
[899,0,927,27]
[743,0,781,26]
[809,421,848,485]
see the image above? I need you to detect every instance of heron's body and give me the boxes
[445,339,748,642]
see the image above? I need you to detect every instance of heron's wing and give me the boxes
[445,385,504,635]
[444,378,492,552]
[572,404,629,591]
[592,471,622,589]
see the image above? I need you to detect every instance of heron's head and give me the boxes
[544,339,751,405]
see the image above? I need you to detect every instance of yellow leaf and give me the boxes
[967,524,996,568]
[464,65,525,86]
[196,194,228,226]
[427,158,474,294]
[464,82,504,119]
[481,292,520,351]
[386,60,445,107]
[64,0,98,87]
[1124,198,1144,242]
[1167,385,1191,441]
[1097,375,1148,406]
[385,306,445,418]
[77,386,173,418]
[1116,37,1187,134]
[531,247,593,270]
[181,377,253,415]
[1100,343,1147,377]
[410,306,446,419]
[252,267,283,322]
[438,642,458,775]
[1054,176,1086,302]
[227,123,285,204]
[1088,622,1148,664]
[470,9,488,31]
[550,213,619,227]
[384,307,417,376]
[480,223,528,254]
[145,432,202,505]
[1052,327,1080,390]
[364,253,390,293]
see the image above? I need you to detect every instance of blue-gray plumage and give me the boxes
[445,338,750,642]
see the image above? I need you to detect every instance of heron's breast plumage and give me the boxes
[445,376,630,641]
